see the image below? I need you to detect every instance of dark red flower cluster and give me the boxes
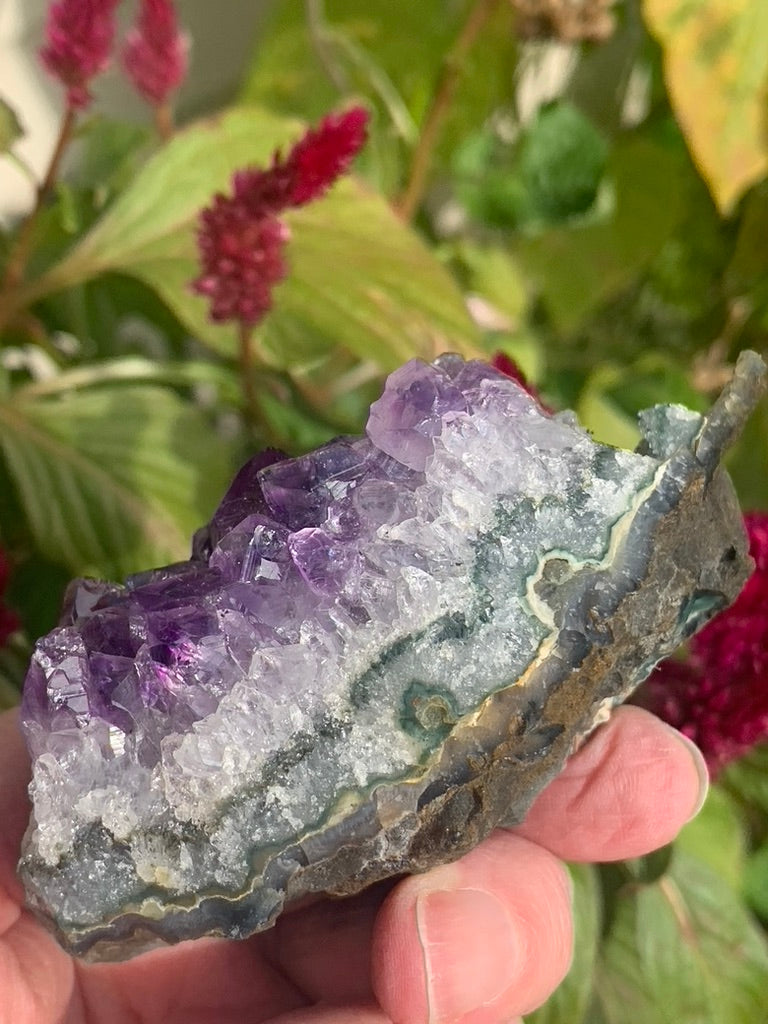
[639,512,768,775]
[122,0,189,107]
[41,0,187,112]
[193,107,369,327]
[0,549,20,647]
[40,0,120,110]
[195,209,290,330]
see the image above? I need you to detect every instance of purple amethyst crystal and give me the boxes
[18,352,766,960]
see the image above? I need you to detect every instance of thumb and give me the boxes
[372,831,572,1023]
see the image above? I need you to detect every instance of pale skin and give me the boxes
[0,705,708,1024]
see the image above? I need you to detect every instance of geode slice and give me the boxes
[19,351,766,960]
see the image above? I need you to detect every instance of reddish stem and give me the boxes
[154,102,174,142]
[0,105,78,331]
[237,322,279,446]
[239,321,258,419]
[395,0,501,222]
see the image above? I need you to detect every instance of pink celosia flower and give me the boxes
[122,0,189,107]
[40,0,120,110]
[0,549,20,646]
[283,106,369,205]
[638,512,768,775]
[193,107,369,328]
[194,212,288,326]
[491,351,553,412]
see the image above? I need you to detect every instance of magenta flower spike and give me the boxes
[192,106,369,329]
[282,105,370,206]
[40,0,120,110]
[194,210,289,327]
[122,0,189,107]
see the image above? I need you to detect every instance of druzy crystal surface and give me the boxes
[19,352,766,960]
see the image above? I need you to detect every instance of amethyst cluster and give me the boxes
[19,352,765,959]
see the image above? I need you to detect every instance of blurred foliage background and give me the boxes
[1,0,768,1020]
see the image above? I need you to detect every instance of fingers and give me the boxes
[263,1004,392,1024]
[372,831,572,1024]
[0,704,702,1024]
[513,705,709,862]
[76,936,308,1024]
[0,911,75,1024]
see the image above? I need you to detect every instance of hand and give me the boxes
[0,705,707,1024]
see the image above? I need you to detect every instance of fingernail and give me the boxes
[416,886,522,1023]
[662,724,710,820]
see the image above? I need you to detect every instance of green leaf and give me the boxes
[29,107,298,287]
[0,431,27,549]
[244,0,514,123]
[0,385,233,579]
[722,742,768,816]
[725,389,768,512]
[575,353,711,451]
[241,1,516,188]
[611,361,708,415]
[0,97,23,154]
[642,0,768,215]
[267,181,482,369]
[33,270,209,364]
[448,242,529,325]
[5,556,72,642]
[25,107,480,372]
[491,331,545,386]
[595,850,768,1023]
[675,786,747,890]
[743,841,768,924]
[0,676,20,710]
[73,118,151,196]
[622,846,675,886]
[725,183,768,297]
[526,864,600,1024]
[578,388,641,450]
[513,135,688,333]
[258,386,338,453]
[576,365,642,449]
[0,635,30,708]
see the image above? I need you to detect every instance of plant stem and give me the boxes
[14,311,60,361]
[238,322,277,446]
[0,105,78,331]
[395,0,501,222]
[154,102,174,142]
[239,321,258,416]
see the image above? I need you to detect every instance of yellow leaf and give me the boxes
[643,0,768,214]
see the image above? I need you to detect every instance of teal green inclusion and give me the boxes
[399,680,460,744]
